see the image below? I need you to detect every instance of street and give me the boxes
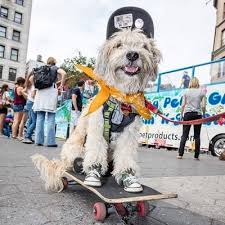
[0,138,225,225]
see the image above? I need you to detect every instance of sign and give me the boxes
[140,83,225,149]
[55,100,71,139]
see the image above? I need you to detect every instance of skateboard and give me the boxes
[62,171,177,224]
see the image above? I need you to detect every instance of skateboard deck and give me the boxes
[64,171,177,203]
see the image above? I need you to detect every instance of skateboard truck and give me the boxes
[93,201,150,224]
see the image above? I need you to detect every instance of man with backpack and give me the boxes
[33,57,66,147]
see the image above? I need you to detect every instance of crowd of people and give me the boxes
[0,56,98,147]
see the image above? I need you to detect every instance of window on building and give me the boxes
[223,3,225,19]
[222,30,225,46]
[0,45,5,58]
[10,48,19,61]
[0,26,7,38]
[218,59,225,78]
[222,61,225,77]
[14,12,22,24]
[8,68,17,81]
[12,30,20,41]
[0,6,8,18]
[0,65,3,79]
[16,0,24,6]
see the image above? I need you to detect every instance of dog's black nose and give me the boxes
[126,51,139,61]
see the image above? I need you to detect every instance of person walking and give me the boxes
[12,77,27,140]
[33,57,66,147]
[71,80,85,131]
[177,77,206,160]
[23,73,36,144]
[0,84,11,137]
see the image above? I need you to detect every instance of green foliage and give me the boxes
[61,51,96,88]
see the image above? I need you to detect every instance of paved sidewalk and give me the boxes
[0,138,225,225]
[139,149,225,224]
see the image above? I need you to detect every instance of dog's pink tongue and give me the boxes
[125,66,138,73]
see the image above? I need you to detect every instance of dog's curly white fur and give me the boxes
[31,29,161,192]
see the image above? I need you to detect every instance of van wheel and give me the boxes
[210,134,225,157]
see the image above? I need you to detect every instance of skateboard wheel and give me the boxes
[62,177,68,189]
[114,203,127,216]
[137,201,150,217]
[93,202,107,222]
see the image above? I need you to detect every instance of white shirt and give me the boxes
[27,85,35,102]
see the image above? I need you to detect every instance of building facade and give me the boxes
[0,0,32,88]
[211,0,225,82]
[25,55,45,76]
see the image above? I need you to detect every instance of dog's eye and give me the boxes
[115,42,122,48]
[143,44,149,51]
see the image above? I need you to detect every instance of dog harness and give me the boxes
[103,98,138,143]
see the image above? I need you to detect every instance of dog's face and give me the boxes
[94,29,161,94]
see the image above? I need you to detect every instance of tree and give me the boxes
[61,51,96,88]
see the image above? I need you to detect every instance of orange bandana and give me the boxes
[75,64,152,120]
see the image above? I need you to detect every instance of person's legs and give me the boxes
[178,124,191,157]
[69,110,75,134]
[35,111,45,145]
[18,111,27,139]
[12,112,18,138]
[25,100,33,131]
[0,113,6,135]
[25,102,36,140]
[178,113,194,157]
[27,110,36,139]
[46,112,56,146]
[193,115,202,159]
[73,111,81,130]
[12,111,23,138]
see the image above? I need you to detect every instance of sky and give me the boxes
[27,0,216,81]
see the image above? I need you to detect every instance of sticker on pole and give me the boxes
[114,14,133,29]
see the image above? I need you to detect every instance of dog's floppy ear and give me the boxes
[94,41,113,77]
[150,39,161,65]
[149,39,162,79]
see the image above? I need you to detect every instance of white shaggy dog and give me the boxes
[32,28,161,193]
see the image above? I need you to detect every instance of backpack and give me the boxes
[33,65,57,90]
